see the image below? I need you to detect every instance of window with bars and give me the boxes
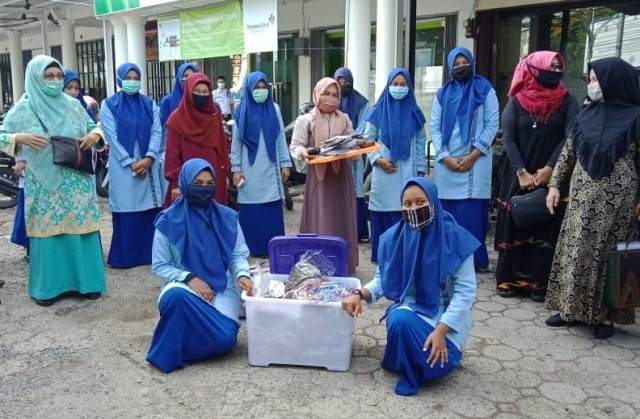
[0,53,12,106]
[146,60,190,104]
[76,39,107,104]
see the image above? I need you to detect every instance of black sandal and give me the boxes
[497,286,517,298]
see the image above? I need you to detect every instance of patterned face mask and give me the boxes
[401,204,435,230]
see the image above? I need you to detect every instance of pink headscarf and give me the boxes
[310,77,349,179]
[310,77,348,143]
[508,51,568,123]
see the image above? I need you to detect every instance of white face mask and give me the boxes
[588,82,603,102]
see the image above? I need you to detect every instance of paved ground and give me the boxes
[1,189,639,418]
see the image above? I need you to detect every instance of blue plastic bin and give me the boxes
[268,233,348,276]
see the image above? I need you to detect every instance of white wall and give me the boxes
[0,25,104,56]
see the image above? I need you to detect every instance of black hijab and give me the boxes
[571,57,640,180]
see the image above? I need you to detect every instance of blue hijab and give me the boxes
[160,62,200,126]
[378,177,479,319]
[365,67,426,162]
[154,158,238,293]
[333,67,369,130]
[63,69,96,122]
[436,47,493,147]
[104,63,154,158]
[233,71,281,165]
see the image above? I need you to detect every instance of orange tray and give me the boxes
[306,144,382,165]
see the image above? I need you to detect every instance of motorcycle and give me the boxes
[225,118,294,211]
[0,151,19,209]
[284,102,314,186]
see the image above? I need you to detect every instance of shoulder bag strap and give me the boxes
[27,101,49,134]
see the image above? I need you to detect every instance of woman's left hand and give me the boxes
[131,157,153,177]
[79,133,101,151]
[423,323,451,368]
[635,203,640,220]
[458,149,482,172]
[281,168,290,183]
[238,276,253,296]
[534,166,553,187]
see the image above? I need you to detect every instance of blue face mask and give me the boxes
[186,184,216,207]
[121,80,141,95]
[42,81,64,97]
[389,86,409,100]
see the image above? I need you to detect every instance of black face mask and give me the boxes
[452,65,473,82]
[529,64,563,88]
[340,84,353,96]
[192,93,210,108]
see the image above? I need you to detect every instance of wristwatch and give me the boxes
[351,289,365,299]
[516,168,527,176]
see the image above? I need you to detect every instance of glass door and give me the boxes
[249,35,297,126]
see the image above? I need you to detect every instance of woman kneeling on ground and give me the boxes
[146,158,253,373]
[342,177,478,396]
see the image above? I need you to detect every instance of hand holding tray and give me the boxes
[305,135,381,165]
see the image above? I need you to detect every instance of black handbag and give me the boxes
[508,188,554,228]
[33,112,94,174]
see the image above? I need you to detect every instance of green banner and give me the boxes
[95,0,175,17]
[95,0,139,16]
[179,1,244,59]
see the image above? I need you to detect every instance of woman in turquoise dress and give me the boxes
[0,55,107,306]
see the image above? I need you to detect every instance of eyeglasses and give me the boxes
[43,73,64,81]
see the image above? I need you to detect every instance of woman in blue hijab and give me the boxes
[101,63,164,269]
[360,67,427,263]
[430,47,499,272]
[159,62,200,126]
[342,177,479,396]
[147,158,253,373]
[63,69,96,122]
[230,71,292,256]
[334,67,372,243]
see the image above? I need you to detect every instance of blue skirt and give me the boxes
[440,199,490,268]
[370,210,402,263]
[10,188,29,250]
[108,208,161,269]
[356,197,370,241]
[382,309,462,396]
[146,287,240,373]
[238,200,284,257]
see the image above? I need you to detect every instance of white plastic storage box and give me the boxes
[242,274,361,372]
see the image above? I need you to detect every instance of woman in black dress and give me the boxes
[494,51,579,301]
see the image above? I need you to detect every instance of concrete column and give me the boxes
[103,20,115,95]
[345,0,372,100]
[375,0,399,99]
[41,10,51,56]
[124,16,147,95]
[7,30,24,101]
[111,18,128,74]
[60,19,77,70]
